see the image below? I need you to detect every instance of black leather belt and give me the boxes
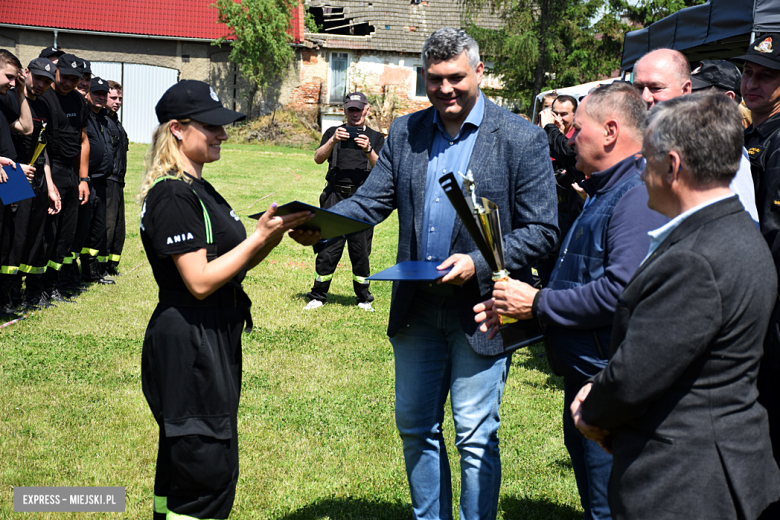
[158,286,254,333]
[328,184,359,195]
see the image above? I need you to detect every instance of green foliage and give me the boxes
[462,0,698,114]
[304,8,322,33]
[610,0,707,26]
[213,0,296,115]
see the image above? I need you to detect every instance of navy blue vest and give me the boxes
[544,170,643,383]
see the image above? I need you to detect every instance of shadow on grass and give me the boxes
[296,291,360,308]
[515,343,565,391]
[500,495,581,519]
[279,497,412,520]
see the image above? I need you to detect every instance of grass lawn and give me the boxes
[0,142,582,519]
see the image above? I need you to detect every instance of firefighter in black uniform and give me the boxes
[104,80,127,276]
[4,58,60,314]
[304,91,384,311]
[735,33,780,520]
[140,80,313,520]
[80,77,114,285]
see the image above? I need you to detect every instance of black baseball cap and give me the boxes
[27,58,56,82]
[57,54,83,77]
[691,60,741,93]
[155,80,245,125]
[344,92,367,109]
[80,59,92,75]
[39,47,64,60]
[90,77,109,93]
[733,34,780,71]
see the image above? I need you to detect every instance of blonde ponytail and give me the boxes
[137,120,192,201]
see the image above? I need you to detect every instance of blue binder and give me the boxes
[0,164,35,204]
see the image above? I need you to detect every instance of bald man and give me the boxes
[632,49,692,109]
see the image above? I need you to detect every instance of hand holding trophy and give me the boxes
[439,170,544,350]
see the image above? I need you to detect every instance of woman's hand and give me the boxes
[247,203,313,268]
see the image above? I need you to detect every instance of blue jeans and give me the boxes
[389,292,512,520]
[563,380,612,520]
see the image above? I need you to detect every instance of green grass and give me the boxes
[0,142,581,519]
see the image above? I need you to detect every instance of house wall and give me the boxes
[0,28,215,82]
[284,47,503,132]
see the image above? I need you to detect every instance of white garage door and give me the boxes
[91,62,179,144]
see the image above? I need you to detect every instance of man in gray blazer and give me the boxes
[308,28,558,520]
[571,93,780,519]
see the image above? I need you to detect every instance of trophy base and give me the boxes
[500,319,545,352]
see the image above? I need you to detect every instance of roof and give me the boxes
[0,0,305,43]
[306,0,502,54]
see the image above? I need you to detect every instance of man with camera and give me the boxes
[304,91,384,311]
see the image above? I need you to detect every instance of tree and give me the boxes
[461,0,703,114]
[213,0,296,118]
[610,0,706,26]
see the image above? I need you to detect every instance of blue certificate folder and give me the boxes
[0,164,34,204]
[368,260,452,281]
[248,201,372,240]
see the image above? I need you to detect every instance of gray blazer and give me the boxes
[582,196,780,519]
[331,98,559,356]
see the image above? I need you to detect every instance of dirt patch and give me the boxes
[227,109,322,150]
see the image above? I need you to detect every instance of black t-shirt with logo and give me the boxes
[140,174,247,294]
[12,95,51,165]
[40,88,88,163]
[0,91,20,162]
[320,124,384,185]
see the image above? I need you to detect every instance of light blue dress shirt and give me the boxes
[421,91,485,262]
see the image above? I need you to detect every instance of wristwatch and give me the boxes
[80,177,91,183]
[364,146,373,155]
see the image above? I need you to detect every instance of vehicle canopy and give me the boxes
[621,0,780,72]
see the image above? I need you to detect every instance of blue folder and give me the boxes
[0,164,35,204]
[368,260,452,281]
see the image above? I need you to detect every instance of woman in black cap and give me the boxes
[139,80,312,520]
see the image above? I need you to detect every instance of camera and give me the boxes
[342,127,362,150]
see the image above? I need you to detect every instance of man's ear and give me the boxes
[667,151,682,183]
[603,119,618,146]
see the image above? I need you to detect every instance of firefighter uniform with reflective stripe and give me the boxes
[306,124,384,304]
[141,174,251,519]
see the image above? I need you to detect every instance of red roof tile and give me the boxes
[1,0,304,43]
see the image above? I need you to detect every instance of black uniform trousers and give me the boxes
[105,178,125,266]
[307,187,373,303]
[142,291,246,519]
[15,167,51,274]
[85,178,108,260]
[0,167,50,300]
[41,161,80,292]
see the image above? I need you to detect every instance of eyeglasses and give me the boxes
[634,155,647,174]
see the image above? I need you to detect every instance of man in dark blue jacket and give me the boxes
[475,82,668,520]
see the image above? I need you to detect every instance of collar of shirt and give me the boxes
[432,90,485,138]
[421,91,486,263]
[746,111,780,140]
[642,193,735,264]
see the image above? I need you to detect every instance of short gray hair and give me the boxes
[584,82,647,141]
[421,28,480,69]
[645,92,742,186]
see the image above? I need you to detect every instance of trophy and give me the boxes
[439,170,544,350]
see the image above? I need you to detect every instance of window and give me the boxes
[329,52,349,104]
[415,66,426,97]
